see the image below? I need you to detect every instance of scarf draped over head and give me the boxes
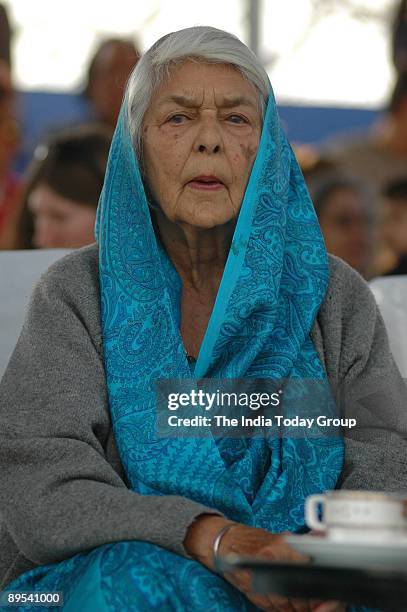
[95,83,344,531]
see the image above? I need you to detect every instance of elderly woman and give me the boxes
[0,27,406,612]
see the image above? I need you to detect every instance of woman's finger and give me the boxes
[290,598,314,612]
[245,590,284,611]
[313,602,345,612]
[264,593,302,612]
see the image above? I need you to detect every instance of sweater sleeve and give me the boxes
[0,262,221,567]
[318,258,407,492]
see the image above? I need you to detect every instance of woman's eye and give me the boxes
[227,115,248,124]
[168,114,189,124]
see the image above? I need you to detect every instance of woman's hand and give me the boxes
[184,515,345,612]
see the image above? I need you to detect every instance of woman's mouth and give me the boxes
[187,175,224,191]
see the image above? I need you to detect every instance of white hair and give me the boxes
[126,26,271,157]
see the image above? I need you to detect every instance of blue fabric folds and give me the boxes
[6,88,344,610]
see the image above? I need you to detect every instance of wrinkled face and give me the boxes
[318,187,374,274]
[141,61,262,230]
[28,183,96,249]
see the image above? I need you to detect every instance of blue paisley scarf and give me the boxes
[6,88,344,610]
[93,86,344,528]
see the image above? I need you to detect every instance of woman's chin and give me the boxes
[176,203,238,230]
[181,213,237,230]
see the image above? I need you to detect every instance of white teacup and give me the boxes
[305,490,407,543]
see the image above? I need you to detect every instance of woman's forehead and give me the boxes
[151,61,259,108]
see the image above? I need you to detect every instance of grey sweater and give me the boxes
[0,244,406,589]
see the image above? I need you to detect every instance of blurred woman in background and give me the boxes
[382,177,407,275]
[18,125,111,249]
[0,60,22,250]
[310,175,375,278]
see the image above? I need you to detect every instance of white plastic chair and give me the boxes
[0,249,72,379]
[369,275,407,378]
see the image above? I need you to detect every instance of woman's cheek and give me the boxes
[239,141,258,162]
[231,151,253,182]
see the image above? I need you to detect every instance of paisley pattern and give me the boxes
[5,87,344,610]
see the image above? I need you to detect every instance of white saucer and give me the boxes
[284,535,407,571]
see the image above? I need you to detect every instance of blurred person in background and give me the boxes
[321,72,407,196]
[84,38,140,131]
[381,177,407,275]
[392,0,407,73]
[294,144,337,187]
[17,125,110,249]
[310,176,375,279]
[0,3,12,68]
[0,59,21,249]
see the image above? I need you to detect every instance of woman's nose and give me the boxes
[198,143,220,154]
[194,118,222,154]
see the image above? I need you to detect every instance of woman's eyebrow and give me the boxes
[218,95,257,108]
[158,94,257,109]
[158,95,200,108]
